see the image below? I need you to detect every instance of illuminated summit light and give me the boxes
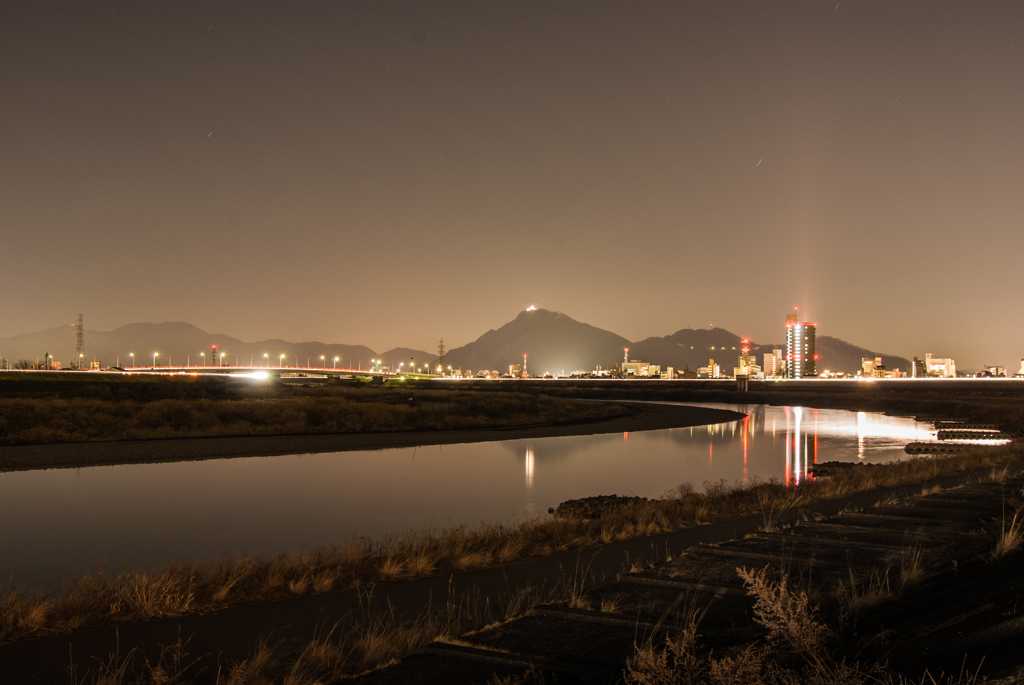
[526,305,537,311]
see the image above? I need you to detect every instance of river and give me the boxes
[0,403,939,589]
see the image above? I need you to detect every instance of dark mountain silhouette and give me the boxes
[444,314,911,376]
[628,328,774,373]
[443,309,630,375]
[378,348,436,372]
[814,336,911,376]
[1,313,911,375]
[0,322,376,370]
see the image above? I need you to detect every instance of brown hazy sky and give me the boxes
[2,1,1022,368]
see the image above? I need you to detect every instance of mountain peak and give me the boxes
[446,310,629,373]
[516,307,560,319]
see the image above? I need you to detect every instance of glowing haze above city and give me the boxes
[2,1,1022,368]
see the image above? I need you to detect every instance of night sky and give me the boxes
[3,1,1022,368]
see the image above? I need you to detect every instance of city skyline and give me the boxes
[3,2,1023,368]
[0,307,996,376]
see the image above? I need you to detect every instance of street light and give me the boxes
[280,354,285,368]
[320,355,325,369]
[334,356,339,369]
[130,353,134,369]
[153,352,158,368]
[264,353,269,368]
[201,352,205,367]
[220,352,226,366]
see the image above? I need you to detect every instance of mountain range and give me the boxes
[0,322,426,372]
[1,309,910,375]
[442,309,911,376]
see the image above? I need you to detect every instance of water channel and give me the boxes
[0,403,940,590]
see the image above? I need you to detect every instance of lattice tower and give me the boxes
[74,314,85,366]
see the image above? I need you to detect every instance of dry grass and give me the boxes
[68,636,201,685]
[0,388,629,447]
[756,489,803,533]
[993,509,1023,560]
[68,579,579,684]
[3,443,1020,646]
[625,565,990,685]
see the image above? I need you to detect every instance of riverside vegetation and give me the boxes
[0,375,629,446]
[3,442,1021,650]
[58,448,1024,685]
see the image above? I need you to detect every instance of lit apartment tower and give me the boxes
[785,314,817,378]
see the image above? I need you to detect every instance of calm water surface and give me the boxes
[0,403,937,589]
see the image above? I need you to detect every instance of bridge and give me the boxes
[97,365,436,381]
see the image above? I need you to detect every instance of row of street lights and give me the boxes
[116,353,436,373]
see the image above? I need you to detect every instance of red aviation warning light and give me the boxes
[741,338,750,356]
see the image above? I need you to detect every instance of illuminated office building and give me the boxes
[785,314,817,378]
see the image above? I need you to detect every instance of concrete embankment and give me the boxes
[355,466,1024,684]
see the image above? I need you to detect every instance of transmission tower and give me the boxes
[73,314,85,368]
[437,337,446,374]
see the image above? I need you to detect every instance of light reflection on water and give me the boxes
[0,403,937,589]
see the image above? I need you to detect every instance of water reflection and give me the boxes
[0,403,939,589]
[524,446,535,489]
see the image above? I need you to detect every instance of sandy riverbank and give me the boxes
[0,402,743,473]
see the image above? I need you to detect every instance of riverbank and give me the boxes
[0,401,742,472]
[513,378,1024,434]
[4,445,1021,683]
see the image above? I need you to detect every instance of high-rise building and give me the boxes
[861,357,885,378]
[763,348,785,378]
[924,353,956,378]
[698,359,721,378]
[909,356,927,378]
[785,314,817,378]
